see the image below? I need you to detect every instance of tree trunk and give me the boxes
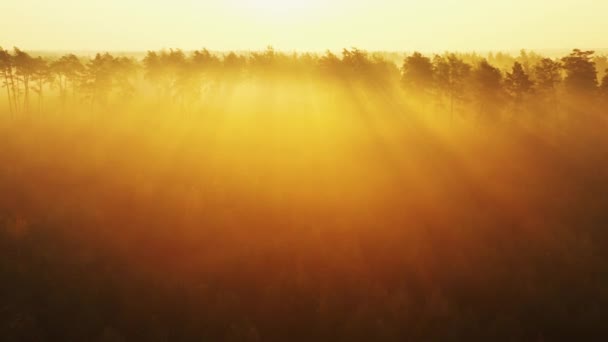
[9,67,19,114]
[23,75,30,113]
[3,70,13,117]
[38,78,43,114]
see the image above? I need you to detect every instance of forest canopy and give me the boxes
[1,47,607,117]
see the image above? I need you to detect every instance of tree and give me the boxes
[505,62,534,104]
[341,48,372,79]
[471,60,504,119]
[0,47,16,115]
[533,58,562,93]
[82,53,117,106]
[249,46,278,78]
[143,49,187,101]
[13,48,36,113]
[433,54,472,117]
[369,53,400,86]
[31,57,52,113]
[112,57,138,100]
[401,52,434,96]
[142,51,163,96]
[516,49,543,75]
[192,49,221,76]
[561,49,597,94]
[222,52,246,81]
[50,54,84,107]
[318,51,343,79]
[188,49,222,100]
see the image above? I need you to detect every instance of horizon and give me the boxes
[7,47,608,60]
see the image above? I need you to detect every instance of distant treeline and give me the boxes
[1,46,608,115]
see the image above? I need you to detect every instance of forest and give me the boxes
[1,47,608,115]
[1,46,608,341]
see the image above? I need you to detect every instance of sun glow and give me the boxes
[231,0,322,17]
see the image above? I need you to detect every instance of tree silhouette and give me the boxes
[368,53,400,86]
[82,53,117,106]
[3,47,608,121]
[515,49,543,75]
[505,62,534,105]
[401,52,434,96]
[249,46,278,78]
[13,48,37,113]
[471,60,504,119]
[222,52,247,81]
[533,58,562,93]
[165,49,187,101]
[50,54,84,108]
[112,57,138,101]
[433,54,472,118]
[531,57,563,116]
[143,49,188,101]
[142,51,164,97]
[188,49,221,101]
[318,51,343,80]
[561,49,598,94]
[0,47,16,116]
[341,48,372,80]
[31,57,52,114]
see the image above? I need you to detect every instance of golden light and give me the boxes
[230,0,322,18]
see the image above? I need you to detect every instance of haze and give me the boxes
[1,0,606,51]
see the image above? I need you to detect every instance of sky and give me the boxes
[1,0,607,52]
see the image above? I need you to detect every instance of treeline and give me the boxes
[2,46,608,115]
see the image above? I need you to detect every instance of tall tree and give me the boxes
[249,46,278,78]
[188,49,222,101]
[31,57,51,114]
[505,62,534,104]
[142,51,163,97]
[0,47,16,115]
[112,57,138,101]
[533,58,562,93]
[83,53,117,106]
[471,60,504,119]
[401,52,434,97]
[144,49,187,100]
[318,51,343,80]
[341,48,377,81]
[222,52,246,81]
[433,54,472,117]
[13,48,36,113]
[561,49,598,94]
[50,54,84,107]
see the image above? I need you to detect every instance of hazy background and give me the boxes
[1,0,606,52]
